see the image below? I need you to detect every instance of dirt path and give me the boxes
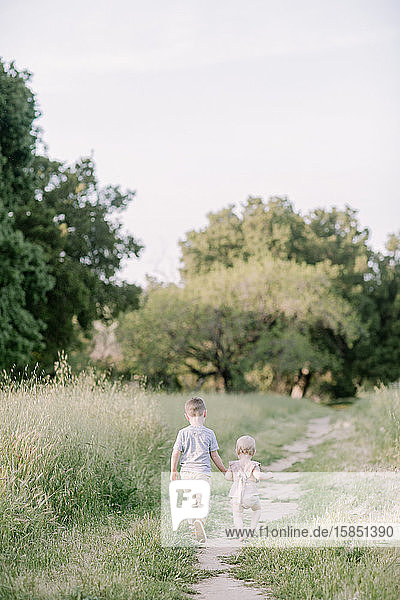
[191,416,332,599]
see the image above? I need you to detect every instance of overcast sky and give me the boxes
[1,0,399,284]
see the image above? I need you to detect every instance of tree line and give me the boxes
[118,198,400,399]
[1,59,399,399]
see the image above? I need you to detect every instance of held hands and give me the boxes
[224,469,233,481]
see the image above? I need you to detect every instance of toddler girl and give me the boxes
[225,435,273,534]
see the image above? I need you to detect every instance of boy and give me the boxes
[170,396,227,542]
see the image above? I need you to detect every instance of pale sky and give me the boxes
[1,0,399,284]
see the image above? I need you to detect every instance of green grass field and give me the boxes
[0,369,398,599]
[230,388,400,600]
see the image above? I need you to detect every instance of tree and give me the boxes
[0,207,53,369]
[179,197,400,397]
[180,197,372,282]
[241,196,309,262]
[179,205,245,279]
[349,233,400,388]
[14,155,143,367]
[0,59,142,369]
[0,61,54,370]
[118,282,188,388]
[0,61,38,213]
[118,256,359,393]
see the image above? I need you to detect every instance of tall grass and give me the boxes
[355,388,400,467]
[0,364,200,599]
[0,516,198,600]
[0,363,169,573]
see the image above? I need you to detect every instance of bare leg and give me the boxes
[251,507,261,530]
[250,497,262,531]
[232,502,244,529]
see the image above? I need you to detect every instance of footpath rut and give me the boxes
[191,417,332,599]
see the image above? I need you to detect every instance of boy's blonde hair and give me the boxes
[236,435,256,456]
[185,396,206,417]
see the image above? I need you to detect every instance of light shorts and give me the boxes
[180,470,211,483]
[179,470,211,526]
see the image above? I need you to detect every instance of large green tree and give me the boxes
[179,197,400,396]
[0,62,54,369]
[0,59,142,370]
[15,155,142,367]
[118,256,359,393]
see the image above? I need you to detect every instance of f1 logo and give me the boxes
[169,480,210,531]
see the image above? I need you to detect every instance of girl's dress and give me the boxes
[226,459,261,510]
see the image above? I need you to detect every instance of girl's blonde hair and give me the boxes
[236,435,256,456]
